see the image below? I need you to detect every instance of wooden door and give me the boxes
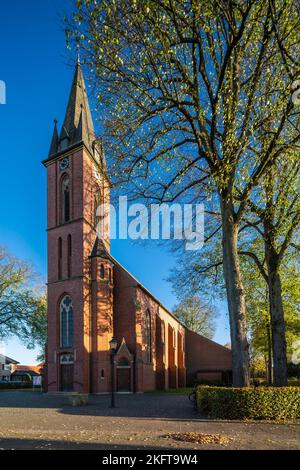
[117,368,131,392]
[60,364,74,391]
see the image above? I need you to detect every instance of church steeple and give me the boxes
[48,60,96,158]
[60,60,95,151]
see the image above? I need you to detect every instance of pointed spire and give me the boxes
[76,43,81,65]
[48,119,59,156]
[59,60,95,152]
[45,60,106,167]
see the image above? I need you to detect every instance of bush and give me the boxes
[0,381,33,390]
[68,393,89,406]
[197,386,300,420]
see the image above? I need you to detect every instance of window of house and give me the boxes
[60,295,74,348]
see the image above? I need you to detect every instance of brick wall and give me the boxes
[46,146,99,394]
[185,328,232,385]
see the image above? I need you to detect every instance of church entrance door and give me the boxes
[117,367,131,392]
[59,354,74,391]
[60,364,74,391]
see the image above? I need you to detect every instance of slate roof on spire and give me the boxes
[59,60,95,151]
[45,61,105,166]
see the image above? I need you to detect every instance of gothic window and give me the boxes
[108,268,112,283]
[100,264,105,279]
[60,295,74,348]
[145,310,152,364]
[61,175,70,223]
[58,237,62,280]
[60,353,74,364]
[67,234,72,278]
[161,321,165,358]
[94,187,101,230]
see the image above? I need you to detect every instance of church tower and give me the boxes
[43,60,111,393]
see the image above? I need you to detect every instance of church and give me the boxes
[43,60,232,394]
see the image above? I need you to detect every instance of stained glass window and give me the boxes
[60,295,74,348]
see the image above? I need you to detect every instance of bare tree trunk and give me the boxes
[267,262,287,386]
[221,200,250,387]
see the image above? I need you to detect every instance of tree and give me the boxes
[169,234,300,384]
[24,294,47,361]
[239,153,300,385]
[241,246,300,384]
[173,296,217,338]
[67,0,300,385]
[0,246,47,358]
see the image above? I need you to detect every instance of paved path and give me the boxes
[0,391,299,450]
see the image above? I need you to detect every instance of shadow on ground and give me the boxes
[0,391,298,426]
[0,391,199,420]
[0,436,177,450]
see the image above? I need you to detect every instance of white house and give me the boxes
[0,354,19,381]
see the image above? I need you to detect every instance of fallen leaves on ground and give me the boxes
[164,432,233,446]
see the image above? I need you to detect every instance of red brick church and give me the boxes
[43,60,231,393]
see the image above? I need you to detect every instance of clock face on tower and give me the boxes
[59,157,69,171]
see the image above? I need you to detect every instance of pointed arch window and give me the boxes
[61,175,70,223]
[161,321,165,359]
[94,187,101,230]
[60,295,74,348]
[100,264,105,279]
[145,310,152,364]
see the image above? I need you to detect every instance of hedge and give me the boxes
[0,382,33,390]
[197,386,300,420]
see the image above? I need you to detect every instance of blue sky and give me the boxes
[0,0,230,364]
